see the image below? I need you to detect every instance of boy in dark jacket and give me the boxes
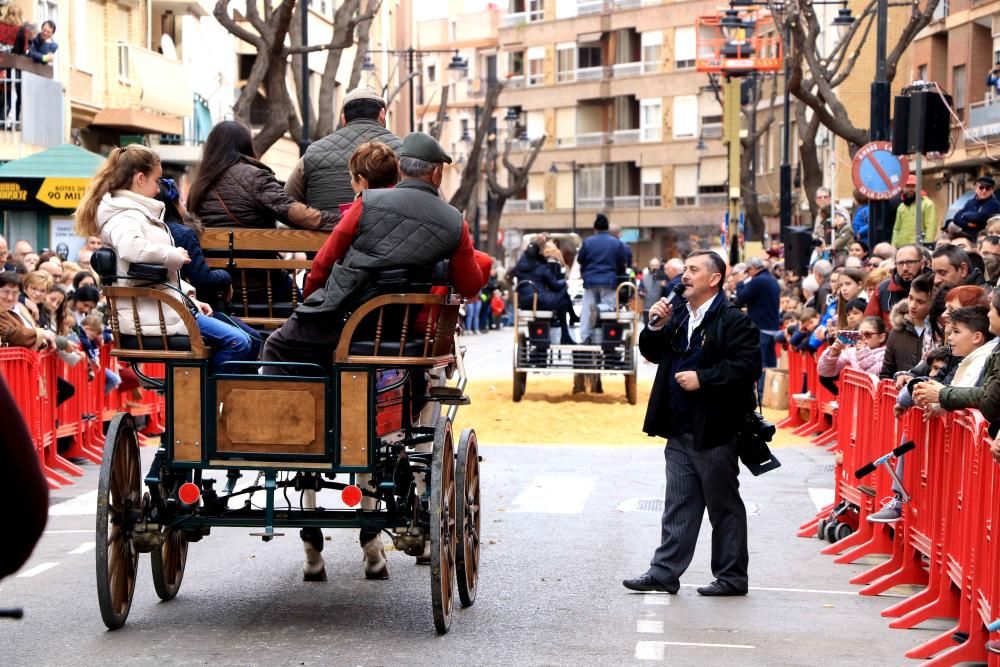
[879,273,934,380]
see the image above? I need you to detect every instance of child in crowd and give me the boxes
[79,313,121,394]
[816,316,888,395]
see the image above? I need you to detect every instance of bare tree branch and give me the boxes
[450,82,503,213]
[429,83,450,141]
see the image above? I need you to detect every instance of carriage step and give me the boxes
[428,387,470,405]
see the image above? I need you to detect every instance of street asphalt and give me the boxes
[0,329,957,666]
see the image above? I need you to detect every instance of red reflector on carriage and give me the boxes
[609,329,617,337]
[342,485,363,507]
[535,328,544,336]
[178,482,201,505]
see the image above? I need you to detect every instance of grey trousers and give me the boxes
[648,433,749,589]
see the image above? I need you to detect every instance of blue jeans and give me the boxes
[465,300,481,332]
[195,313,255,372]
[579,287,616,343]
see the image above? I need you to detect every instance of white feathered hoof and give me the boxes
[301,527,326,582]
[363,537,389,580]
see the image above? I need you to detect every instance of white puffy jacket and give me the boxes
[98,190,195,336]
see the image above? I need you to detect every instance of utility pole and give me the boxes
[779,19,792,245]
[723,75,743,264]
[867,0,890,251]
[298,5,310,157]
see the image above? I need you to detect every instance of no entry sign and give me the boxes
[852,141,910,201]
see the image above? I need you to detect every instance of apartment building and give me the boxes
[910,0,1000,217]
[492,0,732,262]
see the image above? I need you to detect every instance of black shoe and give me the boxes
[952,631,969,644]
[67,456,89,465]
[622,573,679,593]
[696,580,748,596]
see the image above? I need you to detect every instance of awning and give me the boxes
[699,157,728,185]
[0,143,103,210]
[92,107,183,135]
[577,31,603,44]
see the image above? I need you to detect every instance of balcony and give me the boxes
[642,194,662,207]
[577,0,608,15]
[0,54,62,150]
[576,131,609,146]
[612,128,641,144]
[612,62,642,78]
[640,127,661,142]
[612,195,640,208]
[577,66,609,81]
[506,199,544,212]
[967,97,1000,139]
[93,43,191,135]
[505,75,526,89]
[501,9,544,27]
[613,0,643,7]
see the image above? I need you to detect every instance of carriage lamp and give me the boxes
[342,484,363,507]
[178,482,201,507]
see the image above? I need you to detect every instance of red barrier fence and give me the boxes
[784,344,1000,665]
[0,346,165,490]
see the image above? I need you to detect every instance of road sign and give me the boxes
[502,228,522,251]
[852,141,910,201]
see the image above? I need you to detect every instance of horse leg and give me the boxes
[357,472,388,579]
[300,488,326,581]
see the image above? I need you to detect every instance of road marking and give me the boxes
[679,583,857,595]
[636,640,755,659]
[643,594,671,606]
[510,475,594,514]
[809,487,836,512]
[636,620,664,633]
[68,542,95,555]
[17,562,59,578]
[43,530,92,534]
[49,490,97,516]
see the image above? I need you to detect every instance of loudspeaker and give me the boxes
[785,225,813,279]
[892,95,911,156]
[893,90,953,155]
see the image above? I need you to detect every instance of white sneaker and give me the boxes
[792,391,814,401]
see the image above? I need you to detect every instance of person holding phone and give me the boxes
[816,316,888,395]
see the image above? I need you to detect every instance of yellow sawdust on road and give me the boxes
[454,377,806,449]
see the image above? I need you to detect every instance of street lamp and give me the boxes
[549,160,578,235]
[363,48,469,132]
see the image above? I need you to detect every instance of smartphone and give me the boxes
[837,331,861,346]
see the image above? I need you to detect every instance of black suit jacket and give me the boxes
[639,295,761,448]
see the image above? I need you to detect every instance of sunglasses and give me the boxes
[859,331,879,339]
[978,184,993,191]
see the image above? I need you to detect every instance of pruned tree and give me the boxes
[770,0,941,214]
[484,134,546,258]
[450,83,504,214]
[214,0,380,155]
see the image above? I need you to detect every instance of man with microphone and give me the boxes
[623,251,762,596]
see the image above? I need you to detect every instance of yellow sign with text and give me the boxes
[36,178,88,209]
[0,181,29,202]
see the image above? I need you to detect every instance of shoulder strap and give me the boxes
[214,191,244,227]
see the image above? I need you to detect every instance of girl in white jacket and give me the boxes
[74,145,254,371]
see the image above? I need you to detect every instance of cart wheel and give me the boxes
[430,418,457,634]
[817,518,828,541]
[835,522,854,542]
[456,428,481,608]
[513,371,527,402]
[625,373,637,405]
[96,413,142,630]
[824,521,838,544]
[151,523,188,601]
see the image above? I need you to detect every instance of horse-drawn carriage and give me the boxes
[92,229,480,635]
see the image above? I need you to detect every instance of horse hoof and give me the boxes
[303,567,327,582]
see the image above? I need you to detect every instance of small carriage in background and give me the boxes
[92,229,481,634]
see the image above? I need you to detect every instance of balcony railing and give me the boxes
[701,124,723,140]
[501,9,544,27]
[0,54,61,146]
[527,72,544,86]
[577,0,608,15]
[614,0,643,7]
[699,194,728,206]
[506,199,529,213]
[528,199,545,211]
[643,61,659,74]
[505,74,526,89]
[612,62,642,78]
[642,195,662,207]
[612,195,640,208]
[612,128,641,144]
[576,131,609,146]
[967,97,1000,139]
[576,65,609,81]
[640,127,662,142]
[556,136,577,147]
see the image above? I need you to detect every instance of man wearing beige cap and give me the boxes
[285,85,402,225]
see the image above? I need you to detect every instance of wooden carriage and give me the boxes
[94,229,480,635]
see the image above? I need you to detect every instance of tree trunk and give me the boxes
[428,84,449,141]
[797,109,823,226]
[449,83,503,213]
[486,193,507,259]
[347,0,377,92]
[740,146,764,241]
[315,0,361,139]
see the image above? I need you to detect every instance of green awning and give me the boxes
[0,144,104,210]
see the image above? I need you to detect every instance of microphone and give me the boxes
[648,282,686,326]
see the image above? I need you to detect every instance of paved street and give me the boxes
[1,330,951,665]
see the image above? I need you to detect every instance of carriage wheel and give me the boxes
[456,428,481,607]
[151,524,188,601]
[513,371,527,402]
[430,418,457,634]
[96,413,142,630]
[625,373,637,405]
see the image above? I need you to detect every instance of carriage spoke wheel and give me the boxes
[430,417,457,634]
[513,371,527,402]
[151,524,188,601]
[456,429,481,607]
[96,413,142,630]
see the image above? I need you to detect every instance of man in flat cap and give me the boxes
[285,85,403,225]
[948,175,1000,239]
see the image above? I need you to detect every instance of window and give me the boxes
[674,164,697,207]
[577,166,607,206]
[641,167,661,207]
[953,65,966,116]
[527,46,545,86]
[641,31,662,73]
[37,0,58,24]
[427,63,436,83]
[640,99,661,141]
[557,43,576,82]
[672,95,698,138]
[73,0,88,71]
[526,110,545,139]
[117,44,130,83]
[917,64,927,82]
[578,44,602,69]
[508,51,525,76]
[674,27,695,70]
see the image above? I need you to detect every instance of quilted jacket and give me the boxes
[303,118,402,221]
[194,156,337,231]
